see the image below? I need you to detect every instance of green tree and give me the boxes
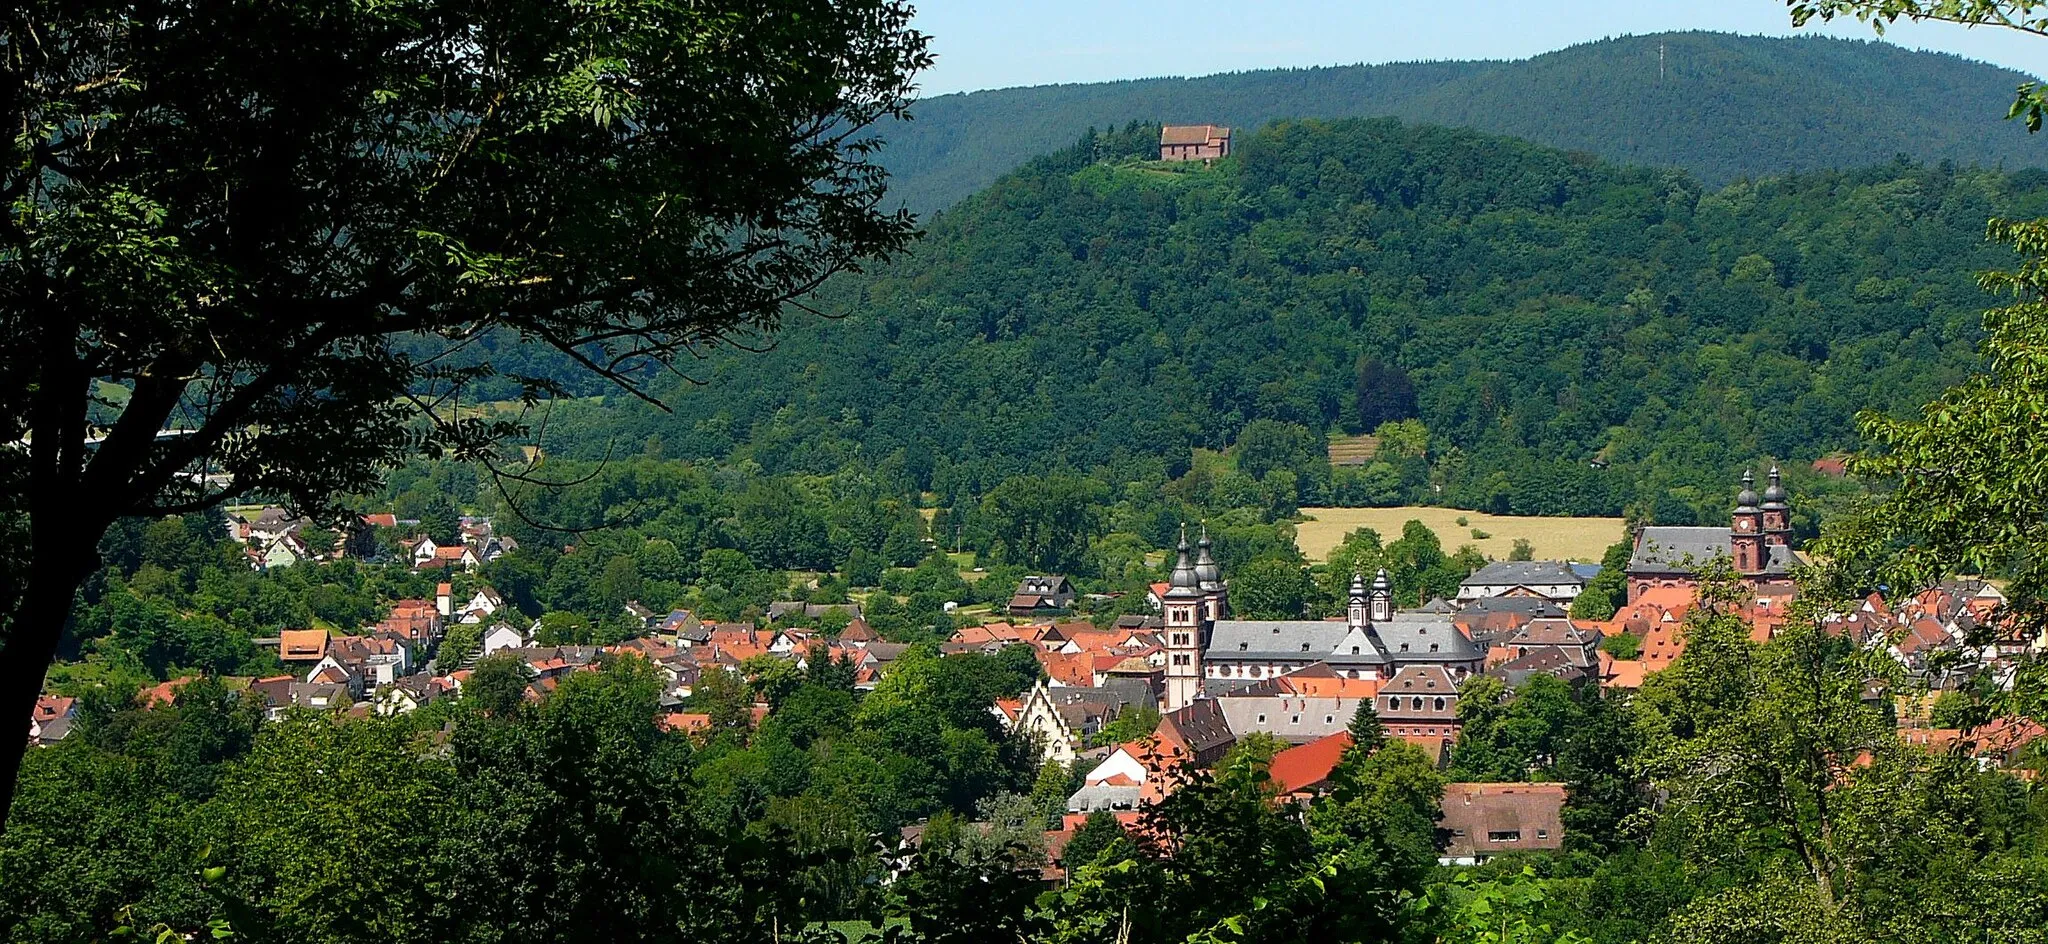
[1348,699,1388,753]
[977,475,1103,573]
[1060,810,1130,871]
[1230,558,1315,619]
[0,0,931,825]
[438,622,485,668]
[466,652,532,719]
[1569,540,1632,621]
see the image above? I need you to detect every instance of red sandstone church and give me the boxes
[1625,468,1801,604]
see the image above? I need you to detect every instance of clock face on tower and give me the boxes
[1737,519,1753,531]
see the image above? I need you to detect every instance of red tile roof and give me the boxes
[1269,731,1353,797]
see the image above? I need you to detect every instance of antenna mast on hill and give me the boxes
[1660,42,1666,82]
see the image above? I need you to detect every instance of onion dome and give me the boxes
[1166,524,1201,596]
[1371,568,1392,595]
[1761,466,1788,508]
[1194,525,1221,589]
[1735,470,1760,511]
[1349,572,1368,601]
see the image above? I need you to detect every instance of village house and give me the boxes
[1014,677,1154,766]
[1010,575,1077,615]
[277,628,330,664]
[1158,124,1231,161]
[1212,686,1365,745]
[27,695,77,746]
[1377,665,1461,740]
[375,673,449,716]
[1487,617,1603,685]
[1437,783,1567,865]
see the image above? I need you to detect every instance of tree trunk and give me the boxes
[0,557,91,836]
[0,336,96,837]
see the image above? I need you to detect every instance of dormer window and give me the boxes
[1301,642,1311,652]
[1351,646,1360,654]
[1400,643,1409,652]
[1430,643,1440,652]
[1239,642,1248,651]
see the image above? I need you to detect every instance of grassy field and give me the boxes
[1296,506,1625,563]
[1326,432,1380,467]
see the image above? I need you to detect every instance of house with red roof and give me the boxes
[1269,731,1354,800]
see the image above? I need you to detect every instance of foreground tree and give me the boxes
[0,0,929,827]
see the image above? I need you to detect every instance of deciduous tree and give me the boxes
[0,0,930,828]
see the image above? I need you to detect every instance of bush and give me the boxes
[1471,529,1490,540]
[1455,516,1469,526]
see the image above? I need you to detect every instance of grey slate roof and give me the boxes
[1207,620,1382,665]
[1627,526,1730,573]
[1372,613,1483,663]
[1462,561,1586,588]
[1457,596,1567,619]
[1629,527,1795,576]
[1205,612,1478,665]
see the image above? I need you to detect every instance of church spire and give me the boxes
[1166,523,1201,597]
[1194,523,1220,591]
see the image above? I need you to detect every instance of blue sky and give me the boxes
[910,0,2048,95]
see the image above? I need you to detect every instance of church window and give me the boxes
[1290,715,1299,725]
[1256,713,1266,724]
[1324,715,1335,724]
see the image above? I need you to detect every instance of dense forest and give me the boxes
[879,32,2047,211]
[517,117,2048,520]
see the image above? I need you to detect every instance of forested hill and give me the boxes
[880,31,2045,212]
[535,118,2048,519]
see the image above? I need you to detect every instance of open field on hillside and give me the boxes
[1326,433,1380,467]
[1296,507,1625,563]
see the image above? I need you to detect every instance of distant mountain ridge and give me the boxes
[879,31,2046,212]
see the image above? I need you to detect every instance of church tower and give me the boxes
[1163,526,1208,712]
[1370,568,1393,623]
[1730,470,1764,576]
[1346,572,1369,630]
[1760,466,1792,548]
[1194,525,1227,622]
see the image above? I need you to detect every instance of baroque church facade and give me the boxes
[1161,528,1483,712]
[1624,467,1801,605]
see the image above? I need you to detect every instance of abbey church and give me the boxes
[1162,529,1481,712]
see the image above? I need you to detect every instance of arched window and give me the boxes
[1433,697,1446,711]
[1411,697,1424,710]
